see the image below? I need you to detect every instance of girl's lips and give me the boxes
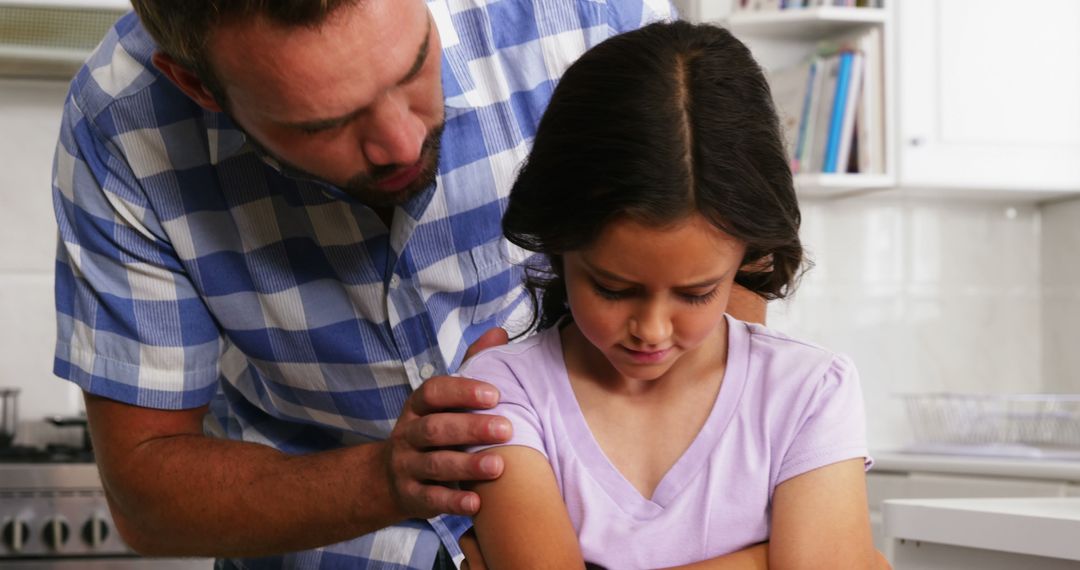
[620,346,672,364]
[376,161,424,192]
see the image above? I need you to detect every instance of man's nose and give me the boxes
[362,91,426,167]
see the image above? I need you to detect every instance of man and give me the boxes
[52,1,754,568]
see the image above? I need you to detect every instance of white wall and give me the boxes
[0,78,83,423]
[1042,198,1080,393]
[769,194,1049,449]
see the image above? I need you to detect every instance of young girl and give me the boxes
[459,20,880,570]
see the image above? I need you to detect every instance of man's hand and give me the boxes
[384,328,512,518]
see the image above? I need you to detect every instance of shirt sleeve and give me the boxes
[52,92,222,409]
[775,354,872,486]
[606,0,677,35]
[458,349,547,458]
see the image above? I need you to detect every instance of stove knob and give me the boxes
[42,517,71,550]
[82,515,110,548]
[2,518,31,553]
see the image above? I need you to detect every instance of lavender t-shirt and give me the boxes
[461,314,871,569]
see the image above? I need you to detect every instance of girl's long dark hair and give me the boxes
[503,20,805,332]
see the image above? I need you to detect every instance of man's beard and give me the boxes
[341,122,444,208]
[239,119,445,209]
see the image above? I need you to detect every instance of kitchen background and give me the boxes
[0,0,1078,567]
[0,0,1079,452]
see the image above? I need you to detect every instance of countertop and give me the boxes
[871,449,1080,482]
[883,497,1080,561]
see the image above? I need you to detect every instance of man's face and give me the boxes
[207,0,444,208]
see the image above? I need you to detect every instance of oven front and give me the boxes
[0,463,211,569]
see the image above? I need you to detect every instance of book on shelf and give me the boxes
[767,58,814,168]
[854,26,884,175]
[805,54,840,173]
[829,50,864,173]
[732,0,883,13]
[767,25,884,176]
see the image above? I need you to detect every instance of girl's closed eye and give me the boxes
[590,280,633,301]
[679,287,721,306]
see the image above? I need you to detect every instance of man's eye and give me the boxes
[299,124,340,135]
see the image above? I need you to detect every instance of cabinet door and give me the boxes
[898,0,1080,192]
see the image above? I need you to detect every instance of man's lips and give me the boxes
[376,161,424,192]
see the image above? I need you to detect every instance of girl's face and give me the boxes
[563,214,747,385]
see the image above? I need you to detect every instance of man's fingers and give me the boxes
[403,481,483,516]
[464,327,509,361]
[411,376,500,415]
[406,449,505,482]
[404,412,511,449]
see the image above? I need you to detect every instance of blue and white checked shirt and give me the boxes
[52,1,673,568]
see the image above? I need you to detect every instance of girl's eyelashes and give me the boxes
[679,288,721,306]
[590,281,631,301]
[588,279,721,305]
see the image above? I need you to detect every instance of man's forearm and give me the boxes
[103,434,397,558]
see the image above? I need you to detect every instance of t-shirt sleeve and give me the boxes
[606,0,677,35]
[775,354,872,486]
[52,93,222,409]
[458,349,547,458]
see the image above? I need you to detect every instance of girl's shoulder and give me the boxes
[456,327,565,388]
[729,316,857,388]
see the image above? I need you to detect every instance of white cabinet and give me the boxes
[884,498,1080,569]
[675,0,1080,199]
[866,453,1080,565]
[897,0,1080,196]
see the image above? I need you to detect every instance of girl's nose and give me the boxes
[629,302,672,346]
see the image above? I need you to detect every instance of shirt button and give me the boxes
[389,275,401,289]
[419,363,435,380]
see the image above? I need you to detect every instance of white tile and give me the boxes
[774,195,1048,449]
[1043,297,1080,393]
[0,274,82,421]
[1042,198,1080,287]
[0,80,69,273]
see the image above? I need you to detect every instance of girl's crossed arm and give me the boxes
[660,459,885,570]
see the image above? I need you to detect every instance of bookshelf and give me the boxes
[725,7,888,40]
[675,1,896,198]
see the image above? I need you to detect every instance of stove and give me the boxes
[0,436,210,568]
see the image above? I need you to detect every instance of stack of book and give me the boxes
[768,27,884,175]
[734,0,885,11]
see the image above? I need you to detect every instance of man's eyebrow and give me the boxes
[282,17,432,132]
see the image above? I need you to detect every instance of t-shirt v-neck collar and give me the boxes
[546,314,751,518]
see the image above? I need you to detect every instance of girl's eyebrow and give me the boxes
[583,259,729,289]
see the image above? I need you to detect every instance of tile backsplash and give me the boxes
[770,193,1073,449]
[1,79,1078,451]
[1042,198,1080,393]
[0,78,83,423]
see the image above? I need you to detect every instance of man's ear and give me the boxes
[151,52,223,112]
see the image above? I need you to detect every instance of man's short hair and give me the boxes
[131,0,361,104]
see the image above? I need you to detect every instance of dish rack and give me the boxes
[899,393,1080,459]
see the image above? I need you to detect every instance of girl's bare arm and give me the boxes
[468,445,586,570]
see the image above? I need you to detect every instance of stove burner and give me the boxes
[0,444,94,464]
